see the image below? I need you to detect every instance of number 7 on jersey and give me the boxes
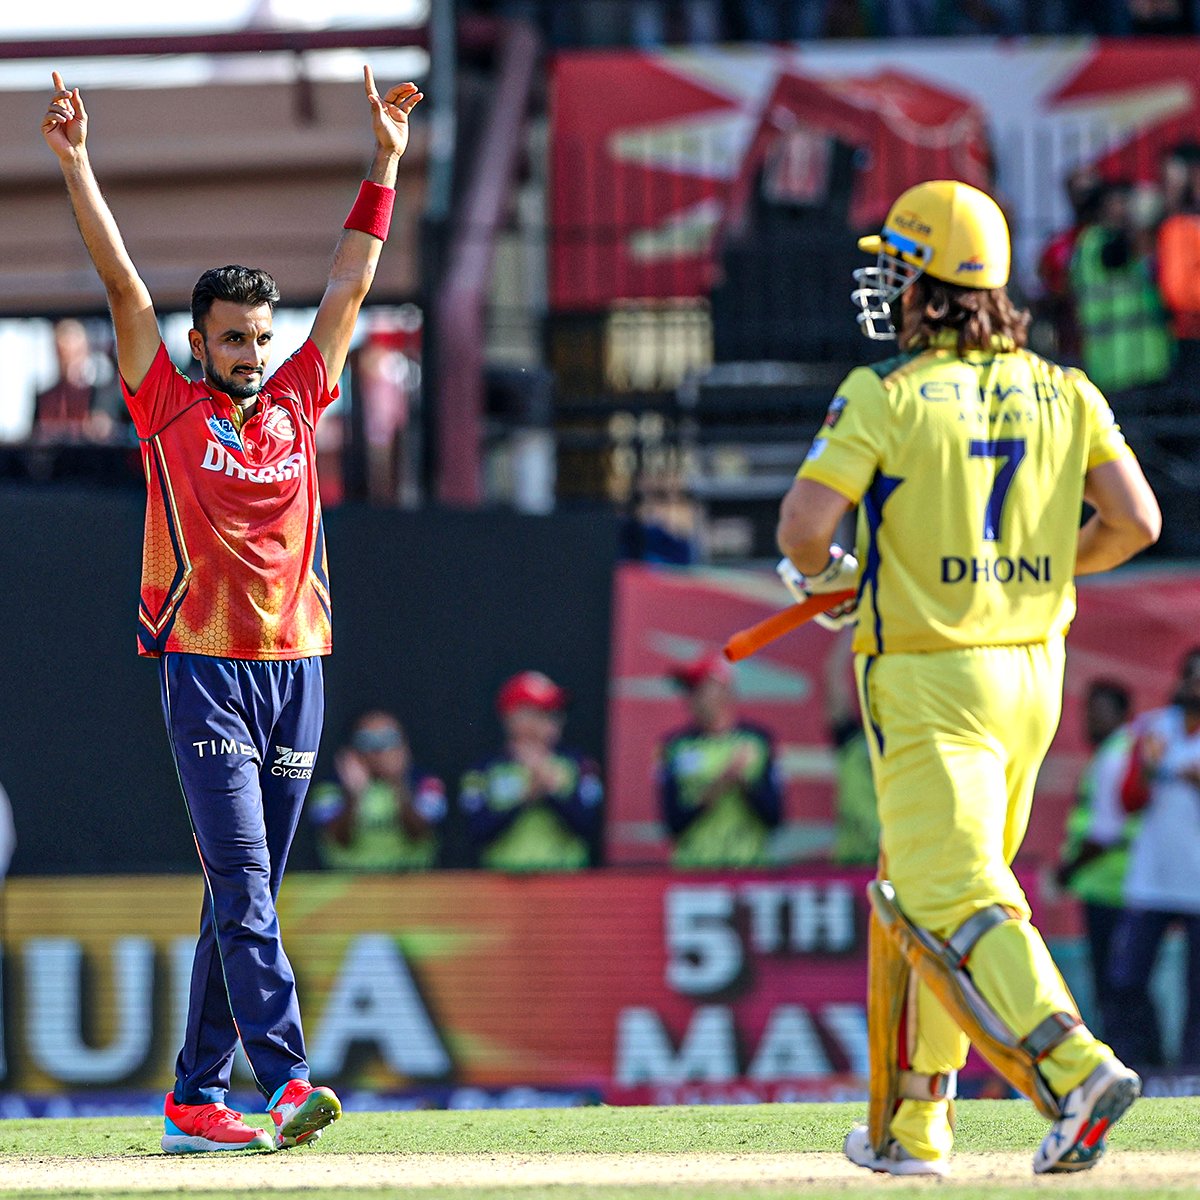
[969,438,1027,542]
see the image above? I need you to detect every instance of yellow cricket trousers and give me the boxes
[856,639,1113,1159]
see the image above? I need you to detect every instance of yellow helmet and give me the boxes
[851,180,1011,340]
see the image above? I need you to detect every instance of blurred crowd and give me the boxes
[474,0,1200,44]
[1036,145,1200,400]
[308,645,877,875]
[1055,654,1200,1073]
[3,314,423,506]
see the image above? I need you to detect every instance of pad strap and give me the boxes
[1020,1012,1082,1061]
[898,1070,957,1101]
[945,904,1014,966]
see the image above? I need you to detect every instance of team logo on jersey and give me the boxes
[263,407,296,440]
[271,745,317,778]
[206,415,243,452]
[202,442,305,484]
[822,395,848,429]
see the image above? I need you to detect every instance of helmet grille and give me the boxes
[851,250,925,341]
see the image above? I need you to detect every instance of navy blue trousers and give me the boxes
[160,653,324,1106]
[1107,907,1200,1070]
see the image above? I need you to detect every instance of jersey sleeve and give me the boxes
[120,342,194,439]
[1070,369,1132,471]
[796,366,891,505]
[266,338,340,426]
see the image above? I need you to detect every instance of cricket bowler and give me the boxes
[776,180,1161,1176]
[41,66,422,1153]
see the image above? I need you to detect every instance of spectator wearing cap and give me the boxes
[459,671,604,871]
[309,710,447,871]
[658,653,782,868]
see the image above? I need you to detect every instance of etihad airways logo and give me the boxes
[201,441,305,484]
[272,745,316,778]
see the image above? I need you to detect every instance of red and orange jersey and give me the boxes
[123,340,336,660]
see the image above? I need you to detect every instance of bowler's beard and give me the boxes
[203,347,262,401]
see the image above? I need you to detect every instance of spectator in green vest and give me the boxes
[1069,181,1172,392]
[1055,679,1136,1035]
[460,672,603,871]
[825,628,880,866]
[659,652,782,868]
[310,710,446,871]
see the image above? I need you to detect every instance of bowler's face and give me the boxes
[190,300,274,401]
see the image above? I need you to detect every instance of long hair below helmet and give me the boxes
[900,277,1030,355]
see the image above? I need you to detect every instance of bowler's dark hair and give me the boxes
[900,277,1030,356]
[191,265,280,331]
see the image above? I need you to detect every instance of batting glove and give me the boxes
[776,545,860,631]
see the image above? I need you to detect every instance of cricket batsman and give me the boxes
[776,180,1161,1176]
[41,67,422,1153]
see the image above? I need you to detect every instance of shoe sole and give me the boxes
[847,1152,949,1177]
[275,1089,342,1149]
[162,1133,273,1154]
[844,1129,949,1177]
[1036,1075,1141,1174]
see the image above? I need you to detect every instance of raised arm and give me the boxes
[41,72,160,392]
[309,66,423,383]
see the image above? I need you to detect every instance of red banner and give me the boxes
[550,41,1200,310]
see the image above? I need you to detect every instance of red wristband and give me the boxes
[344,180,395,241]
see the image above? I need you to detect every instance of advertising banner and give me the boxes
[0,868,878,1109]
[551,40,1200,310]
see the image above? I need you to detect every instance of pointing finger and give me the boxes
[52,70,65,91]
[363,63,378,99]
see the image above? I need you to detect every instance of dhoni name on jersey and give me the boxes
[797,334,1131,656]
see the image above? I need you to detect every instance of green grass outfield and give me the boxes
[1,1098,1198,1200]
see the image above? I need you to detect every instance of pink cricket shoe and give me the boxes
[266,1079,342,1149]
[161,1093,273,1154]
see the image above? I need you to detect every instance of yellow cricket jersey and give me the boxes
[797,333,1132,655]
